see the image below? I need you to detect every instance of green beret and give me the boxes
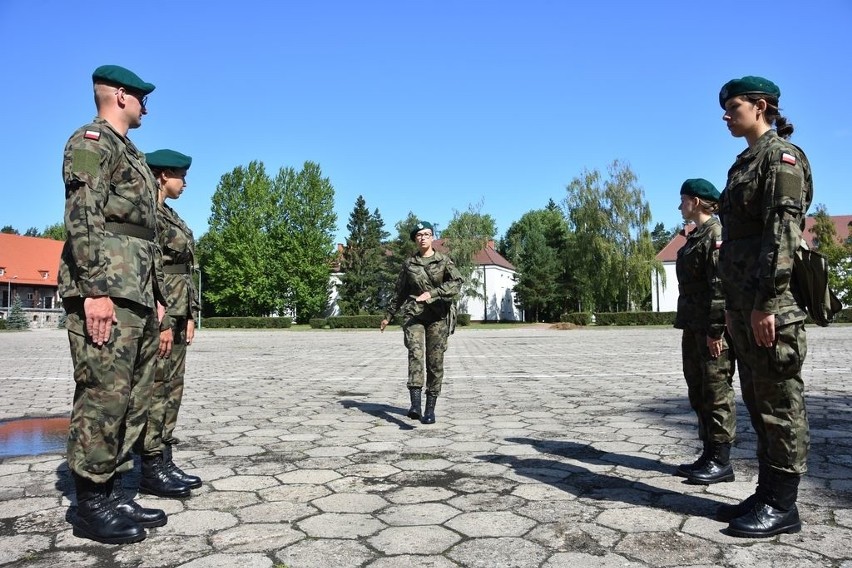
[409,221,434,241]
[680,178,720,202]
[719,76,780,108]
[92,65,156,95]
[145,149,192,171]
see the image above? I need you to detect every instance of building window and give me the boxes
[27,293,34,300]
[44,297,53,309]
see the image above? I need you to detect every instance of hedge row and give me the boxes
[457,314,471,326]
[560,312,593,326]
[0,319,5,330]
[203,316,292,329]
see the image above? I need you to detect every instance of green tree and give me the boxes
[651,222,679,253]
[336,196,390,315]
[270,161,338,323]
[1,225,18,234]
[6,294,29,330]
[563,160,662,312]
[24,227,39,237]
[811,205,852,305]
[41,222,67,241]
[441,202,497,313]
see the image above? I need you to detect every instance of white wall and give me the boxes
[459,265,522,321]
[651,262,678,312]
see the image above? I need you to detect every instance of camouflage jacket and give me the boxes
[719,129,813,325]
[59,117,167,309]
[157,202,200,321]
[385,251,464,323]
[675,217,725,337]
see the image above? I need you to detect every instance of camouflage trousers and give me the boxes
[681,330,736,444]
[65,298,159,483]
[727,310,809,475]
[403,317,449,395]
[141,317,188,456]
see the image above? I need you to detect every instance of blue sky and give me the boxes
[1,0,849,245]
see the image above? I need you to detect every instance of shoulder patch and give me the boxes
[781,152,796,166]
[71,148,101,178]
[84,130,101,141]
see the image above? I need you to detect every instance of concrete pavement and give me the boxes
[1,325,851,567]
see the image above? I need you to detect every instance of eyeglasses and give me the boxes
[415,232,433,239]
[119,88,148,108]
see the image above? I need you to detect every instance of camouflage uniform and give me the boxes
[142,202,200,456]
[385,251,463,395]
[719,129,813,476]
[61,117,168,484]
[675,217,736,445]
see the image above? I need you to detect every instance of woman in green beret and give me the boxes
[715,76,812,537]
[380,221,464,424]
[672,179,736,485]
[138,149,202,499]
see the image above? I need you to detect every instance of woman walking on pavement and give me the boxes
[715,76,812,537]
[672,179,737,485]
[138,149,203,499]
[380,221,464,424]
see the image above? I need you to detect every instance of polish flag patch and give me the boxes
[714,239,723,250]
[84,130,100,141]
[781,152,796,165]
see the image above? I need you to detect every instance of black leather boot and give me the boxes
[109,474,167,528]
[71,473,146,544]
[163,445,202,489]
[716,463,767,522]
[675,441,710,477]
[140,455,191,498]
[727,470,801,538]
[407,388,423,420]
[686,442,734,484]
[422,393,437,425]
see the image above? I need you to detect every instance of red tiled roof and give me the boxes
[433,238,516,270]
[0,233,64,286]
[656,215,852,262]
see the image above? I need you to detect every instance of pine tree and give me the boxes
[338,196,389,314]
[7,295,30,330]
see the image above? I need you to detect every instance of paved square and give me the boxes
[1,325,851,567]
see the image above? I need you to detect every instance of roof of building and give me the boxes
[656,215,852,262]
[433,239,516,271]
[0,233,64,286]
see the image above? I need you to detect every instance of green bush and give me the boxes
[203,316,292,329]
[594,311,676,326]
[327,315,384,329]
[834,308,852,323]
[457,313,471,326]
[0,318,6,330]
[309,318,327,329]
[560,312,592,326]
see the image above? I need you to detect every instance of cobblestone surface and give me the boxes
[1,325,851,567]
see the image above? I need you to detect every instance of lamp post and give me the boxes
[6,275,17,318]
[194,266,202,329]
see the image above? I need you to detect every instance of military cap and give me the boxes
[145,149,192,171]
[410,221,434,241]
[92,64,156,95]
[719,76,780,108]
[680,178,720,202]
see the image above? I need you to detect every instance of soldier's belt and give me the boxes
[163,263,191,274]
[678,281,709,294]
[722,221,762,241]
[105,221,155,242]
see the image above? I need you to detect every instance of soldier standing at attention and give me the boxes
[380,221,463,424]
[61,65,173,544]
[716,76,812,537]
[138,149,203,498]
[672,179,737,484]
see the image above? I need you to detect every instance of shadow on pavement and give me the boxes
[339,399,416,430]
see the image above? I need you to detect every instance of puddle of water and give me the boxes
[0,417,69,457]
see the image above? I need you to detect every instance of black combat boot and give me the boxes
[407,388,423,420]
[163,445,202,489]
[675,441,710,477]
[109,473,167,528]
[421,393,438,425]
[686,442,735,484]
[726,469,801,538]
[71,473,146,544]
[716,462,767,522]
[139,455,192,498]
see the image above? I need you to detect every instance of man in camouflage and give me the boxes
[716,76,812,537]
[381,221,464,424]
[60,65,172,544]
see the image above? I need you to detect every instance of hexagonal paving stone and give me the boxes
[312,493,389,514]
[393,458,454,471]
[386,486,456,504]
[210,522,305,552]
[178,553,274,567]
[378,503,461,526]
[212,445,265,457]
[596,507,681,533]
[297,513,385,538]
[277,538,375,568]
[163,510,239,535]
[366,556,460,568]
[369,525,461,555]
[211,475,279,491]
[303,446,359,457]
[275,469,342,484]
[258,483,331,503]
[235,501,317,523]
[447,537,548,568]
[445,511,536,537]
[336,463,401,478]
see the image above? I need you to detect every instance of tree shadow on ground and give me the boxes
[339,399,416,430]
[478,437,724,518]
